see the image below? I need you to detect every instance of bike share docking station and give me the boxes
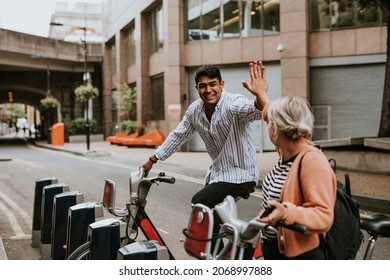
[86,218,169,260]
[32,177,58,248]
[118,240,169,260]
[87,218,121,260]
[32,169,172,260]
[51,191,84,260]
[32,177,102,260]
[66,202,103,259]
[39,182,70,260]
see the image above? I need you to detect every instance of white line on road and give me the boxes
[0,198,30,239]
[156,228,169,235]
[29,144,206,185]
[29,144,262,196]
[0,190,32,227]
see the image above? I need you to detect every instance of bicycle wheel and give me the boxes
[67,241,92,260]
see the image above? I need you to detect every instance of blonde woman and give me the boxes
[259,96,337,259]
[243,62,337,259]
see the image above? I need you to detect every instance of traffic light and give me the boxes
[8,91,13,104]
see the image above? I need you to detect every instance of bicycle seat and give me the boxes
[241,187,255,200]
[215,196,273,241]
[360,213,390,238]
[215,195,249,234]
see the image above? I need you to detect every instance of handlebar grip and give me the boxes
[159,176,175,184]
[277,222,310,235]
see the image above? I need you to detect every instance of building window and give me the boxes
[186,0,279,41]
[262,0,280,34]
[241,0,280,37]
[310,0,384,31]
[150,74,164,121]
[129,83,137,121]
[223,0,240,38]
[107,40,116,75]
[356,0,382,27]
[187,0,222,41]
[149,4,164,54]
[125,25,136,66]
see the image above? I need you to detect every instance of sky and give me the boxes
[0,0,101,37]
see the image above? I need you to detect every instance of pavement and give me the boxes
[0,136,389,260]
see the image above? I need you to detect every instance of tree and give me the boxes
[377,0,390,137]
[5,104,26,125]
[112,83,137,120]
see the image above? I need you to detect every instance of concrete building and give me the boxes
[49,1,105,43]
[99,0,387,152]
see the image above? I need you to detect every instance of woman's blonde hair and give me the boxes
[267,96,314,141]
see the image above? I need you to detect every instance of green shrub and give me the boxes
[118,120,138,135]
[66,118,97,135]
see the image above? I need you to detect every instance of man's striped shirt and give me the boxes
[155,90,262,184]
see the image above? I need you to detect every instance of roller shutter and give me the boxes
[310,64,385,141]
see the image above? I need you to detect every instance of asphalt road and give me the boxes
[0,138,389,260]
[0,139,261,260]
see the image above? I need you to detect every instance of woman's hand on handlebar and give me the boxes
[256,200,288,225]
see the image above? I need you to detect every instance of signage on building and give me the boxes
[168,104,181,115]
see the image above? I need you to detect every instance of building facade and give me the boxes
[101,0,387,152]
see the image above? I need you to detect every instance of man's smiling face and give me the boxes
[196,76,224,107]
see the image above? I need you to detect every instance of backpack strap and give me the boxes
[297,149,327,244]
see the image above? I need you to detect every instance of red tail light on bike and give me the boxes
[183,204,214,260]
[103,180,115,211]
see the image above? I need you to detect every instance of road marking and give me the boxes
[12,158,45,169]
[156,228,169,235]
[28,143,206,185]
[28,144,263,196]
[0,190,32,239]
[0,199,29,239]
[0,190,32,226]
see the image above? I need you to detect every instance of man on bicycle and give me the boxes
[142,61,269,212]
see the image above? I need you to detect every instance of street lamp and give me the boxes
[50,22,91,150]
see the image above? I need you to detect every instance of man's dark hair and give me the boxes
[194,65,222,84]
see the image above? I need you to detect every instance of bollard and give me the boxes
[40,183,69,260]
[87,218,121,260]
[65,202,103,259]
[51,191,84,260]
[117,240,169,260]
[32,177,58,248]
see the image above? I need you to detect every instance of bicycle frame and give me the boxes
[129,204,175,259]
[99,168,176,260]
[183,195,309,260]
[183,196,267,260]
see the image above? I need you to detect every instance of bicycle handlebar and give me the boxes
[130,170,176,206]
[239,219,309,241]
[149,173,176,184]
[276,221,310,235]
[214,195,310,241]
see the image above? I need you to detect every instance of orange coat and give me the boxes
[277,145,337,257]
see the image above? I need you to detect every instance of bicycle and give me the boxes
[67,168,176,260]
[66,167,390,260]
[182,195,309,260]
[183,194,390,260]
